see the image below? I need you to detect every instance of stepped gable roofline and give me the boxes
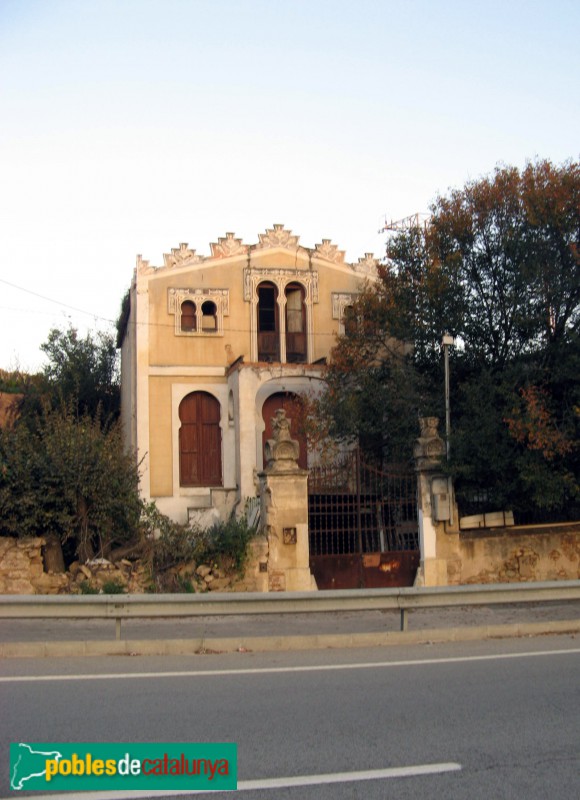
[210,232,248,259]
[313,238,346,264]
[353,253,378,276]
[255,223,300,251]
[134,225,377,274]
[163,243,203,269]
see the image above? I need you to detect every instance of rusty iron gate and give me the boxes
[308,450,419,589]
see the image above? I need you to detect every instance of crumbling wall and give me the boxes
[456,524,580,584]
[0,535,270,594]
[0,537,68,594]
[429,521,580,585]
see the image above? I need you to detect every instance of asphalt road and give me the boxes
[1,635,579,799]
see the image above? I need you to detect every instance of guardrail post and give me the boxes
[400,608,408,632]
[115,618,122,641]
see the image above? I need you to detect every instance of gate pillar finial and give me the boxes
[264,409,301,472]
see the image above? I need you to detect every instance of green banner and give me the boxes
[10,742,237,792]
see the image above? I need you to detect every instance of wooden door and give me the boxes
[179,392,222,486]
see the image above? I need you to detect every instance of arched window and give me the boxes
[257,282,279,361]
[181,300,196,332]
[201,300,217,332]
[343,305,356,337]
[285,283,306,362]
[179,392,222,486]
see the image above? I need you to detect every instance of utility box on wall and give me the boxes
[432,477,451,522]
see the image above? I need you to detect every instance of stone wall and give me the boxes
[432,521,580,585]
[413,416,580,587]
[0,537,68,594]
[454,523,580,584]
[0,534,270,595]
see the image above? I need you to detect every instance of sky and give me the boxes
[1,0,578,372]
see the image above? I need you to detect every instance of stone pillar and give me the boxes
[258,409,317,592]
[414,416,455,586]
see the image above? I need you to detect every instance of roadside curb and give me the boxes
[1,618,579,658]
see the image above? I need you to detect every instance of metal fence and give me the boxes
[456,488,580,526]
[308,450,418,556]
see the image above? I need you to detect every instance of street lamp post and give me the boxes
[441,333,455,461]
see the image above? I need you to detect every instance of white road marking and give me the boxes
[0,762,462,799]
[0,647,578,683]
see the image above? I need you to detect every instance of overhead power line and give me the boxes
[0,277,116,324]
[0,277,352,341]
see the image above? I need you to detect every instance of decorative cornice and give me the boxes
[137,227,378,277]
[163,243,203,269]
[354,253,378,276]
[136,254,154,275]
[256,224,300,251]
[314,239,345,264]
[210,232,248,259]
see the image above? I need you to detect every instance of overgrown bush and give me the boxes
[204,512,256,574]
[78,580,99,595]
[101,579,126,594]
[140,503,258,585]
[0,402,142,561]
[139,503,211,573]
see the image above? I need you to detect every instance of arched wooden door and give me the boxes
[179,392,222,486]
[262,392,307,470]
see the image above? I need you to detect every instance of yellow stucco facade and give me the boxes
[119,224,377,524]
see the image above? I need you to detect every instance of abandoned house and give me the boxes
[117,224,377,526]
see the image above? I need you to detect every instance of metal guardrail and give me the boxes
[2,581,580,640]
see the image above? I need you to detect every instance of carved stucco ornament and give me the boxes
[264,409,301,472]
[136,254,154,274]
[210,232,248,259]
[354,253,378,276]
[163,243,203,269]
[314,239,345,264]
[414,416,446,470]
[256,224,300,251]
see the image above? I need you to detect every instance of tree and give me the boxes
[314,159,579,515]
[426,160,579,512]
[41,325,120,421]
[427,159,580,367]
[316,295,424,462]
[0,323,140,561]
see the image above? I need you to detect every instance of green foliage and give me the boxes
[78,580,99,595]
[0,368,40,395]
[139,502,211,573]
[0,420,45,538]
[140,503,257,582]
[175,574,196,593]
[424,161,579,367]
[204,512,256,574]
[314,159,579,517]
[115,289,131,347]
[101,579,126,594]
[41,324,120,422]
[0,369,49,426]
[0,403,143,560]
